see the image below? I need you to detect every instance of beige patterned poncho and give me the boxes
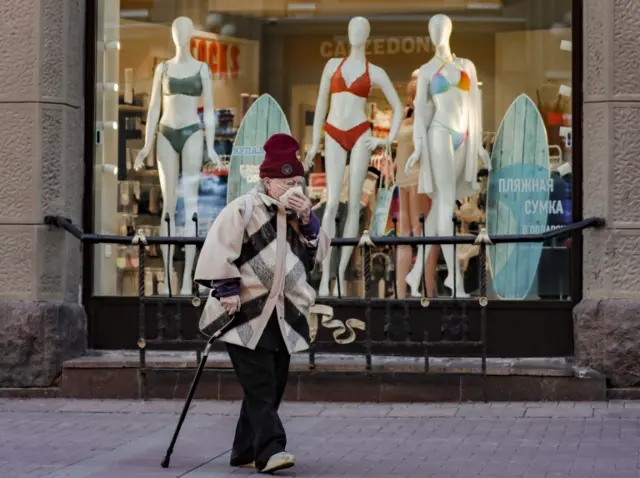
[194,186,330,353]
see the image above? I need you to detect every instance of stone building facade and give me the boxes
[0,0,87,386]
[0,0,638,389]
[573,0,640,388]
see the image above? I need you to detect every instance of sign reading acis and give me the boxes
[191,37,240,77]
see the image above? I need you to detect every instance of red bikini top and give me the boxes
[330,58,371,98]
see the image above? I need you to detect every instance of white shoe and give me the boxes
[405,268,423,298]
[260,452,295,474]
[444,275,469,298]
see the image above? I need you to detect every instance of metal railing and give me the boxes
[45,214,604,398]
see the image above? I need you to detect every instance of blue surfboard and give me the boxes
[486,94,551,300]
[227,94,291,203]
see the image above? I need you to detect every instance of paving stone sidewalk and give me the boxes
[0,399,639,478]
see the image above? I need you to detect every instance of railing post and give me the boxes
[452,212,458,299]
[421,297,430,373]
[359,230,374,372]
[334,215,342,298]
[133,232,148,401]
[164,213,172,297]
[419,213,426,295]
[192,212,202,363]
[475,227,491,402]
[391,214,399,300]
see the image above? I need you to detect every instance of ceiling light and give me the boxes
[467,2,501,9]
[97,82,119,92]
[546,71,571,80]
[560,40,572,52]
[100,164,118,176]
[220,24,236,36]
[120,9,149,19]
[206,12,223,29]
[287,3,317,12]
[559,85,572,97]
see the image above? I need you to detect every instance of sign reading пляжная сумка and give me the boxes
[486,94,558,300]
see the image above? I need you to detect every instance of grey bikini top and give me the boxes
[162,62,204,97]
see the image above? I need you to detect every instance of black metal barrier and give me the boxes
[45,214,605,399]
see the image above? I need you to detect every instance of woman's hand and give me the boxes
[206,147,221,168]
[286,191,312,224]
[479,147,492,171]
[134,147,150,171]
[364,137,387,152]
[405,149,421,175]
[220,295,241,315]
[304,145,319,170]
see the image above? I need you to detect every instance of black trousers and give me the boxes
[226,318,291,469]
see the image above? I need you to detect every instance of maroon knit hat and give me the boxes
[259,133,305,179]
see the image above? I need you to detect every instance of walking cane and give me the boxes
[161,316,231,468]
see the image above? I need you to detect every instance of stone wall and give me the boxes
[575,0,640,387]
[0,0,87,386]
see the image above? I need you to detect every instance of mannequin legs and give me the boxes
[336,134,371,294]
[396,186,439,298]
[423,126,469,298]
[318,135,348,296]
[157,135,180,295]
[180,130,204,295]
[156,130,203,296]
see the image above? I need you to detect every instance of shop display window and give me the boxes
[92,0,574,301]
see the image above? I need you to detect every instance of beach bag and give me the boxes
[197,195,253,338]
[369,143,396,237]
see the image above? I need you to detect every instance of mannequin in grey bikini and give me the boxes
[135,16,219,295]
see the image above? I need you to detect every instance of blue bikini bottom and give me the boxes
[432,120,468,150]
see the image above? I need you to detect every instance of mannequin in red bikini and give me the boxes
[305,16,403,297]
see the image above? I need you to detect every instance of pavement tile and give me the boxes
[0,399,639,477]
[318,406,391,418]
[456,407,526,418]
[524,407,595,418]
[56,399,132,413]
[387,406,458,417]
[278,402,326,417]
[594,408,640,418]
[0,399,69,413]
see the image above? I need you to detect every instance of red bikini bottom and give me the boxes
[324,121,371,152]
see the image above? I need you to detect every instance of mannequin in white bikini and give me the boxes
[305,16,403,296]
[405,14,491,298]
[135,17,220,295]
[394,70,439,298]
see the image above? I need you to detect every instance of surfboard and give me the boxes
[227,94,291,203]
[486,94,551,300]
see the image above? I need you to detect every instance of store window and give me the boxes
[92,0,574,301]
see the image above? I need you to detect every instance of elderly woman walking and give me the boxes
[194,133,329,474]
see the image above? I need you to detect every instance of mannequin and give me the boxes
[405,14,490,298]
[305,16,403,296]
[135,17,219,296]
[394,70,439,298]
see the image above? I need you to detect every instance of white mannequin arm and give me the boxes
[200,63,218,162]
[466,60,483,148]
[465,59,490,170]
[140,64,164,154]
[412,69,434,155]
[374,68,403,143]
[310,60,334,149]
